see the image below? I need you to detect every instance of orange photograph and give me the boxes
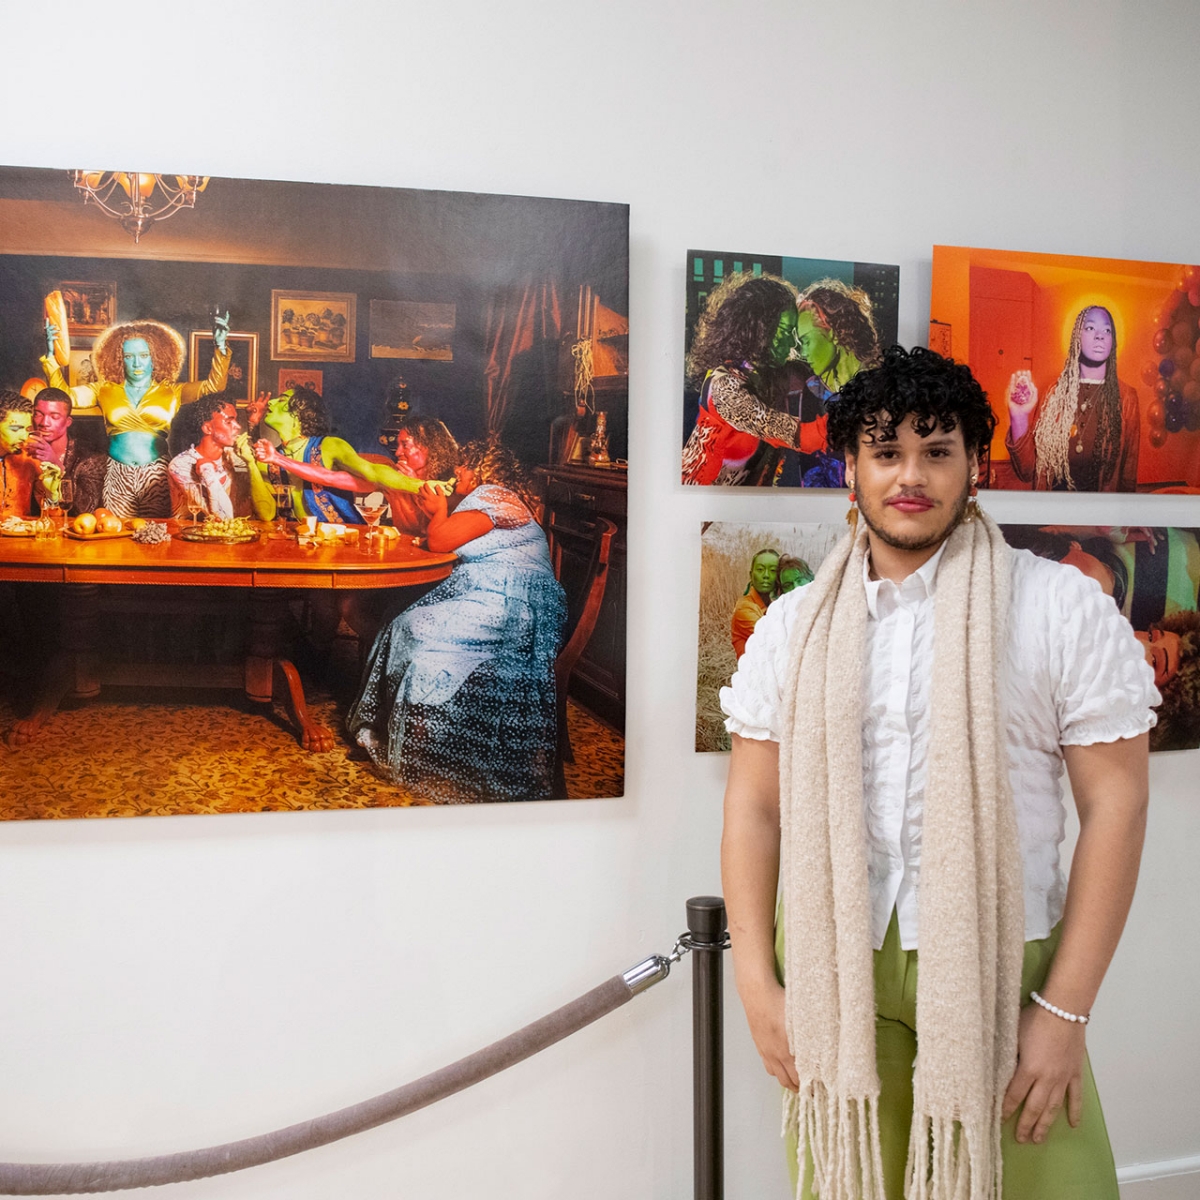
[930,245,1200,492]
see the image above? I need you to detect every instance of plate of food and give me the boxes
[177,517,261,545]
[0,516,41,537]
[64,510,134,540]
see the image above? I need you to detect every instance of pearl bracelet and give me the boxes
[1029,990,1089,1025]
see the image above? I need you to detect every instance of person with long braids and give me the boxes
[682,273,824,486]
[1006,305,1140,492]
[41,314,230,517]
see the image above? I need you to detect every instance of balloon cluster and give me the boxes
[1142,264,1200,447]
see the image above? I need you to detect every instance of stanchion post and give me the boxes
[687,895,727,1200]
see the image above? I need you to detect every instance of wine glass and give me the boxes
[271,481,294,538]
[58,479,75,512]
[185,483,204,527]
[356,491,388,550]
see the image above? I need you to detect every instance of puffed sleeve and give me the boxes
[1048,562,1160,745]
[464,483,533,529]
[719,585,807,742]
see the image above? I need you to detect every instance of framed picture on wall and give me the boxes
[277,367,323,395]
[270,290,356,362]
[57,280,116,336]
[67,347,99,387]
[189,331,258,405]
[369,300,455,360]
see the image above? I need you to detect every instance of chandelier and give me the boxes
[70,171,209,243]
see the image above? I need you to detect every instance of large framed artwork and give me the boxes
[930,246,1200,492]
[682,250,899,488]
[0,167,629,817]
[270,290,357,362]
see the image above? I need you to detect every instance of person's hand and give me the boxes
[1006,370,1039,442]
[26,435,63,468]
[246,391,269,427]
[739,977,798,1091]
[233,432,255,463]
[1001,1001,1086,1144]
[45,319,59,359]
[212,310,231,354]
[426,477,455,496]
[416,480,448,520]
[253,438,279,465]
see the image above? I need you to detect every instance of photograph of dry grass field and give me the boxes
[695,520,844,751]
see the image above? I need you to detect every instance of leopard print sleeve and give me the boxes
[708,373,799,447]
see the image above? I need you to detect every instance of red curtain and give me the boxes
[483,279,562,436]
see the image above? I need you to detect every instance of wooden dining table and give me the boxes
[0,522,456,751]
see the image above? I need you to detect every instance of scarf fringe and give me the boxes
[903,1112,1001,1200]
[783,1083,886,1200]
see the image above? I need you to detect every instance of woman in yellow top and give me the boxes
[41,314,231,517]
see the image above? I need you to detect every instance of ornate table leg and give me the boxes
[245,589,335,753]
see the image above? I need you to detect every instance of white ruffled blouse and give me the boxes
[720,545,1160,950]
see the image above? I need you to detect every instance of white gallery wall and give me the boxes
[2,2,1198,1198]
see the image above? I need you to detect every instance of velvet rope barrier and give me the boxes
[0,952,678,1196]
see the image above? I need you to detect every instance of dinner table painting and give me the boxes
[0,166,629,817]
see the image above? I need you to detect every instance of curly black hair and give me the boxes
[685,273,798,385]
[168,391,238,458]
[286,385,331,437]
[826,344,996,458]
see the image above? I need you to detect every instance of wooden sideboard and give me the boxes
[536,464,627,732]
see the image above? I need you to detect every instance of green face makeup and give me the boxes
[750,553,779,596]
[0,410,31,454]
[795,309,836,375]
[767,309,798,367]
[264,391,301,441]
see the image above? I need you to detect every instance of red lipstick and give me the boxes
[885,495,934,512]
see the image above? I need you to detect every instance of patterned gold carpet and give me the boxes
[0,688,623,821]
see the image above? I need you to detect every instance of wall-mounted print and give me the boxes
[1000,525,1200,753]
[277,368,323,396]
[271,290,356,362]
[190,331,257,406]
[931,246,1200,493]
[58,280,117,336]
[695,520,844,751]
[0,165,628,817]
[370,300,455,361]
[682,250,899,488]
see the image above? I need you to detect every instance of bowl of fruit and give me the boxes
[66,508,137,539]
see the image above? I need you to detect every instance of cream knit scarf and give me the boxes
[778,513,1025,1200]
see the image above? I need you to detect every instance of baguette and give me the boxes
[43,291,71,367]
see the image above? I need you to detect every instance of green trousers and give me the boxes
[775,911,1119,1199]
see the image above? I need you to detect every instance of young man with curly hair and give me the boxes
[721,345,1157,1199]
